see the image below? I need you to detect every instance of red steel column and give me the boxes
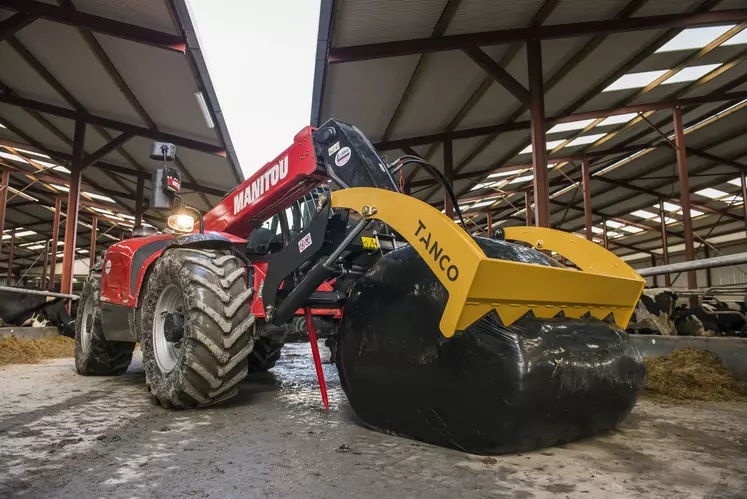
[7,227,15,285]
[41,239,49,288]
[135,175,145,227]
[673,107,698,307]
[0,170,8,257]
[659,200,671,287]
[581,157,593,241]
[525,191,533,226]
[527,38,549,227]
[49,198,61,290]
[89,215,97,269]
[741,172,747,235]
[443,140,454,219]
[602,219,609,249]
[704,245,712,288]
[487,212,493,238]
[61,120,86,296]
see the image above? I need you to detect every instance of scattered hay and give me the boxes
[0,336,75,366]
[644,348,747,402]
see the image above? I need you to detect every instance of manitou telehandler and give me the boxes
[75,119,646,454]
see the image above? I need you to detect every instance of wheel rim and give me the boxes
[153,284,184,373]
[80,294,94,354]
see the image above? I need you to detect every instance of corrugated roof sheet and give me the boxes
[444,0,547,36]
[334,0,449,47]
[71,0,178,34]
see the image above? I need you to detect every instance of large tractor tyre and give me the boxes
[248,337,283,373]
[75,273,135,375]
[140,249,255,408]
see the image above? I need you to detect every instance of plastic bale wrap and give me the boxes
[335,237,645,454]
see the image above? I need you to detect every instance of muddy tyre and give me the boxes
[75,273,135,375]
[248,337,283,372]
[140,249,255,408]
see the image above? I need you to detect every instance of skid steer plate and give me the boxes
[331,188,646,337]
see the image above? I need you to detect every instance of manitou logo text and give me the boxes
[415,220,459,282]
[233,156,289,215]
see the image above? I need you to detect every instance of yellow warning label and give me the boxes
[361,237,379,250]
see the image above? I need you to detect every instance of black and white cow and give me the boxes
[628,290,678,335]
[676,301,747,337]
[628,291,747,337]
[0,289,75,337]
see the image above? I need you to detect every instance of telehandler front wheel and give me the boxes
[74,272,135,375]
[139,249,255,408]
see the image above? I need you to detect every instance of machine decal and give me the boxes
[105,260,112,274]
[233,155,289,215]
[298,233,313,253]
[414,219,459,282]
[327,141,340,156]
[361,236,378,250]
[334,146,351,167]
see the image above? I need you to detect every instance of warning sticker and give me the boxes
[298,233,313,253]
[328,141,340,156]
[335,146,351,167]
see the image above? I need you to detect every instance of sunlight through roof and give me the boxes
[722,29,747,47]
[566,133,608,147]
[597,113,638,126]
[519,140,565,154]
[656,25,735,52]
[664,64,722,84]
[510,175,534,184]
[604,70,668,91]
[487,168,523,178]
[547,119,595,134]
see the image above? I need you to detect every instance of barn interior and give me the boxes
[1,0,747,497]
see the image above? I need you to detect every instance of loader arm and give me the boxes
[260,119,645,338]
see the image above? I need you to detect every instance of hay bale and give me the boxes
[644,347,747,402]
[0,336,75,366]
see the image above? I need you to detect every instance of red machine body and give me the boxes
[100,125,338,319]
[202,127,326,237]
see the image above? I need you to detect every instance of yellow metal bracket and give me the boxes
[331,188,645,338]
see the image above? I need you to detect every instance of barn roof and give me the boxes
[311,0,747,264]
[0,0,242,273]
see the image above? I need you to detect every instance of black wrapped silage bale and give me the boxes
[335,237,645,454]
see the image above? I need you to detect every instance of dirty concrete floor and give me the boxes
[1,342,746,499]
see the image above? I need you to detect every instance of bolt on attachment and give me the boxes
[361,205,377,217]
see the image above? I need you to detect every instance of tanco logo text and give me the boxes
[233,156,289,215]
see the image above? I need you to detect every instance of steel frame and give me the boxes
[0,0,187,52]
[328,9,747,62]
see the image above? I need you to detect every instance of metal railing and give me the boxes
[637,252,747,277]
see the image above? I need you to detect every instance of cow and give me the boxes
[702,301,747,336]
[627,289,678,335]
[670,300,746,337]
[627,287,747,337]
[0,289,75,338]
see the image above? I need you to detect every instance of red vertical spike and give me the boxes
[304,307,329,411]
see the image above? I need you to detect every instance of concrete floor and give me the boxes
[1,343,746,499]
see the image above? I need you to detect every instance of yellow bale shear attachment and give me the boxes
[332,188,647,455]
[331,187,646,337]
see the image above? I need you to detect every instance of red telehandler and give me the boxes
[75,119,647,454]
